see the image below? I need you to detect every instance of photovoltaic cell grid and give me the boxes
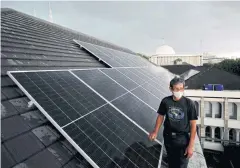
[9,69,163,168]
[64,104,162,168]
[73,40,150,68]
[73,68,169,109]
[72,67,170,135]
[75,38,174,89]
[10,71,106,127]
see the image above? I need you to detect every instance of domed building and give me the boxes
[156,45,176,55]
[149,44,203,66]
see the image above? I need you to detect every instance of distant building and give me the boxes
[185,90,240,153]
[149,45,203,66]
[202,53,226,64]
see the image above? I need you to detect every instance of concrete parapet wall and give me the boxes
[188,135,207,168]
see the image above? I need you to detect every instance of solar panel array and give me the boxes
[8,41,174,168]
[9,68,166,168]
[73,39,174,84]
[73,40,150,67]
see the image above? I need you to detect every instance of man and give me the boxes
[149,77,198,168]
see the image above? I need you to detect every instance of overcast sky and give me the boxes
[1,1,240,57]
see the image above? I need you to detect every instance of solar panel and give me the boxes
[100,68,138,90]
[141,82,166,99]
[131,86,160,111]
[75,41,122,67]
[127,68,153,82]
[73,69,128,101]
[111,92,158,134]
[73,40,149,68]
[8,69,163,168]
[10,71,106,126]
[116,68,146,85]
[72,68,168,140]
[64,104,162,168]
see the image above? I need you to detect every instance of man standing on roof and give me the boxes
[149,77,198,168]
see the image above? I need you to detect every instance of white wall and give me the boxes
[149,55,202,66]
[186,90,240,151]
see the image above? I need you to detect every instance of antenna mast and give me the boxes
[49,2,53,23]
[162,38,165,45]
[33,8,36,17]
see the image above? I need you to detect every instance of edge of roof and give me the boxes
[1,8,134,54]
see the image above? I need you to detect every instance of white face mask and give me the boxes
[173,91,184,99]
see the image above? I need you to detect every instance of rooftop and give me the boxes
[1,8,206,168]
[185,67,240,90]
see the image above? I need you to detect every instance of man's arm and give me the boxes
[154,114,165,133]
[149,114,164,140]
[149,99,166,141]
[185,99,198,158]
[185,119,197,158]
[189,120,197,148]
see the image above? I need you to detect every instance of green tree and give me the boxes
[174,58,182,65]
[214,59,240,76]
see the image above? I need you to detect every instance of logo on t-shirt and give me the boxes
[168,107,185,121]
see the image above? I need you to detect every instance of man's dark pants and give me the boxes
[164,132,190,168]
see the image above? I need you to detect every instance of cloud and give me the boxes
[1,1,240,55]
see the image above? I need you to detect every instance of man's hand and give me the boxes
[148,131,158,141]
[184,145,194,159]
[185,120,196,159]
[149,114,164,141]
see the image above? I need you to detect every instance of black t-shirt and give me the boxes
[157,96,198,133]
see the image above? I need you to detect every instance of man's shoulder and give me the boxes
[162,96,173,102]
[183,96,194,104]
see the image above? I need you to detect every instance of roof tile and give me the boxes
[12,163,29,168]
[1,76,16,87]
[17,149,62,168]
[4,132,45,163]
[74,154,93,168]
[21,110,47,128]
[32,126,59,146]
[1,87,22,99]
[1,144,16,168]
[1,115,30,141]
[9,97,36,114]
[1,91,7,101]
[15,87,26,97]
[48,142,73,166]
[63,158,92,168]
[1,100,18,119]
[61,139,77,156]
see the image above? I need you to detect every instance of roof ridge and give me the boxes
[2,8,134,54]
[185,66,213,82]
[1,8,15,11]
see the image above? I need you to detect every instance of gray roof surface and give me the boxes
[162,65,196,75]
[1,8,168,168]
[185,66,240,90]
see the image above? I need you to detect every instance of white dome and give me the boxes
[156,45,175,55]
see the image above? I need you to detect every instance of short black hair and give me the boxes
[170,76,185,88]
